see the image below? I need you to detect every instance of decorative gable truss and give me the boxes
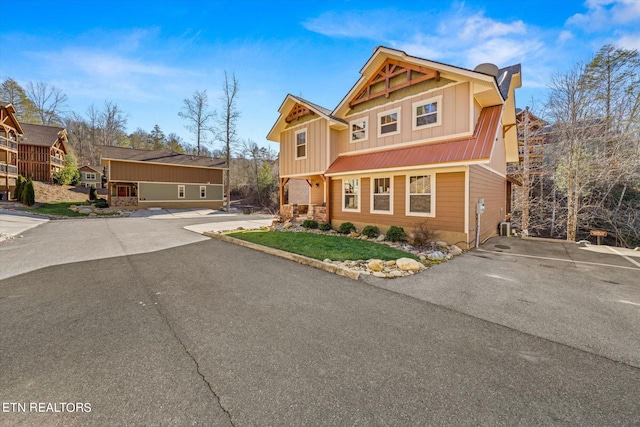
[285,103,315,123]
[349,59,440,108]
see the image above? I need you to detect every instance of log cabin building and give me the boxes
[268,46,522,247]
[18,123,68,182]
[0,105,22,201]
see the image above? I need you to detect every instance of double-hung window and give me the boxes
[200,186,206,198]
[350,119,367,142]
[295,129,307,159]
[407,175,433,216]
[343,178,359,211]
[378,108,400,137]
[413,96,441,130]
[178,185,185,199]
[371,177,392,214]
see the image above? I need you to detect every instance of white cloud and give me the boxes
[567,0,640,29]
[617,33,640,50]
[558,30,574,43]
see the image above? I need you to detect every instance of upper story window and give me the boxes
[371,177,392,214]
[343,178,360,211]
[350,119,368,142]
[85,173,96,180]
[413,96,442,130]
[378,108,400,137]
[295,129,307,159]
[407,174,434,216]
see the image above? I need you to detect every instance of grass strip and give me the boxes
[225,230,418,261]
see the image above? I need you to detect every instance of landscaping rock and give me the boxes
[375,235,386,242]
[349,231,360,238]
[384,260,396,267]
[372,272,386,278]
[283,222,293,229]
[396,257,423,271]
[428,251,446,261]
[435,241,449,249]
[389,270,404,278]
[449,245,463,256]
[368,259,385,272]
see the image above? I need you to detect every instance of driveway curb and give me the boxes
[204,232,361,281]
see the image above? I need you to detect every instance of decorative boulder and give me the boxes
[428,251,446,261]
[283,222,293,229]
[449,245,463,256]
[396,257,423,271]
[375,235,386,242]
[368,259,385,272]
[435,241,449,249]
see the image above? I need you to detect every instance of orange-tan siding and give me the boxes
[280,118,328,177]
[468,165,506,244]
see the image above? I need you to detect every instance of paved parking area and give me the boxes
[367,236,640,368]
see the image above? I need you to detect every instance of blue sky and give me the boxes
[1,0,638,152]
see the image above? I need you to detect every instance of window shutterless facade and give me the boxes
[378,108,400,137]
[200,186,206,198]
[413,96,442,130]
[350,119,368,142]
[371,177,392,214]
[178,185,185,199]
[295,129,307,159]
[342,178,360,212]
[407,174,434,216]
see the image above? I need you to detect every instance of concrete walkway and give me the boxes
[0,212,49,242]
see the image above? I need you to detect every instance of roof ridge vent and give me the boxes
[474,63,499,76]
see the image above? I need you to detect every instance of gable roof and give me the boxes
[0,104,24,135]
[332,46,507,118]
[20,123,68,151]
[99,146,227,169]
[325,105,502,176]
[79,165,103,174]
[267,94,348,142]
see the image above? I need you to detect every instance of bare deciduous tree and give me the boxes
[178,90,215,157]
[217,72,240,212]
[25,81,68,125]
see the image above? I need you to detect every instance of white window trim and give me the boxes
[295,129,307,160]
[200,186,206,199]
[412,95,442,131]
[377,107,401,138]
[349,118,368,143]
[370,176,393,215]
[85,173,96,180]
[342,178,361,213]
[178,185,185,199]
[405,174,435,217]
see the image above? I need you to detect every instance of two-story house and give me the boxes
[99,146,227,209]
[268,46,521,248]
[78,165,104,188]
[18,123,68,182]
[0,104,22,201]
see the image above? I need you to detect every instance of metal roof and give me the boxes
[325,105,502,176]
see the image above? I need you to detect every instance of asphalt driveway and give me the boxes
[1,218,639,425]
[367,236,640,368]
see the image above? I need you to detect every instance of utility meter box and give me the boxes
[476,198,485,214]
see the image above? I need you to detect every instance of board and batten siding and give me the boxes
[279,118,328,177]
[468,165,506,244]
[339,82,471,155]
[330,170,467,244]
[139,183,223,201]
[108,161,223,184]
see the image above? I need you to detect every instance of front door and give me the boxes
[117,185,130,197]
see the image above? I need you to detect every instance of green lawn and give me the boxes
[26,201,92,217]
[225,230,418,261]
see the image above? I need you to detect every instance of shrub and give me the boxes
[22,180,35,206]
[301,219,319,229]
[319,222,332,232]
[386,225,407,242]
[338,222,357,234]
[14,175,26,201]
[89,184,98,201]
[410,220,439,250]
[361,225,380,238]
[94,198,109,208]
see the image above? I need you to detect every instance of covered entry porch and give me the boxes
[279,174,330,222]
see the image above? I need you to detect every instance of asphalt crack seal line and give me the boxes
[122,254,236,426]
